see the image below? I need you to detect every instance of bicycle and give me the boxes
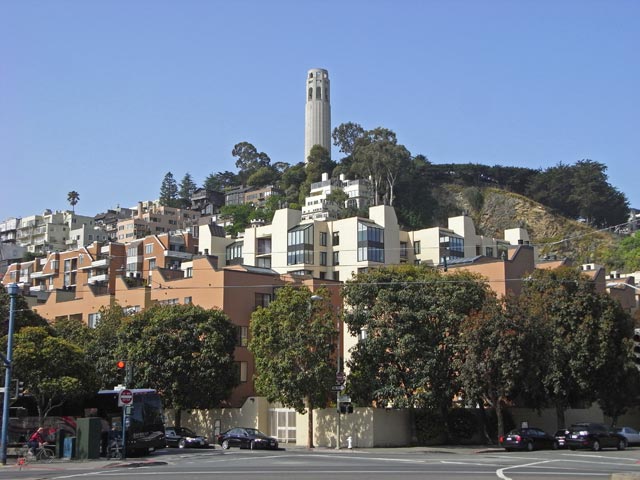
[17,443,55,465]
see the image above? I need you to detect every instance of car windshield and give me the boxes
[177,427,196,436]
[245,428,265,436]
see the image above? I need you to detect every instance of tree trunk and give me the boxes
[477,403,493,445]
[556,401,566,430]
[307,404,314,449]
[496,400,504,441]
[175,409,182,427]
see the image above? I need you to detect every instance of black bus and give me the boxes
[6,389,165,456]
[93,389,165,455]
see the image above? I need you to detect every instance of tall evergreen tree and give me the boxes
[178,173,197,209]
[159,172,179,207]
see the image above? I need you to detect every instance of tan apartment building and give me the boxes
[116,201,200,242]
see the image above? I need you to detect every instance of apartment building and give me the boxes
[200,204,531,286]
[15,210,98,254]
[116,201,200,242]
[301,173,373,221]
[2,239,340,407]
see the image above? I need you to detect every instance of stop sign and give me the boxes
[118,389,134,406]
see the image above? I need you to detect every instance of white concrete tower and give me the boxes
[304,68,331,163]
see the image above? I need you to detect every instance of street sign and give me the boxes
[336,372,346,384]
[331,385,345,391]
[118,389,133,407]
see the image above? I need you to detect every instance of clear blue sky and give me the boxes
[2,0,638,222]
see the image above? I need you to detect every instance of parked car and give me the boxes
[566,423,627,451]
[615,426,640,445]
[165,426,209,448]
[499,427,559,451]
[554,429,570,449]
[216,427,279,450]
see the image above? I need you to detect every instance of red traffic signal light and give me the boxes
[117,360,126,369]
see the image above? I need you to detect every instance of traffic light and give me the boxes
[16,381,25,397]
[633,329,640,370]
[117,360,134,385]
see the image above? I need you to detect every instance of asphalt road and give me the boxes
[2,446,640,480]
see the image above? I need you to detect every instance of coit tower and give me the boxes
[304,68,331,163]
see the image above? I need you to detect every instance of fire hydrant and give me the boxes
[347,436,353,449]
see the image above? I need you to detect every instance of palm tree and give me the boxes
[67,191,80,213]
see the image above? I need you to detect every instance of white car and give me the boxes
[615,427,640,445]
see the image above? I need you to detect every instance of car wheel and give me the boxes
[617,439,627,451]
[592,440,600,451]
[552,441,559,450]
[179,438,186,449]
[221,440,230,450]
[526,442,534,452]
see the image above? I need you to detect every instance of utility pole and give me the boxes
[1,283,20,465]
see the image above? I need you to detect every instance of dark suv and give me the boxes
[565,422,627,451]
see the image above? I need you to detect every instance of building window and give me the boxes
[226,241,244,266]
[320,232,327,246]
[287,224,314,265]
[145,243,153,254]
[414,241,421,254]
[255,292,272,308]
[333,251,339,266]
[184,296,192,304]
[333,271,340,282]
[237,361,248,383]
[149,259,156,271]
[186,267,193,278]
[257,237,272,255]
[236,326,248,347]
[257,257,272,268]
[308,87,313,100]
[88,312,101,328]
[316,86,321,99]
[332,231,340,246]
[400,242,407,258]
[485,247,494,257]
[320,252,327,266]
[357,222,384,263]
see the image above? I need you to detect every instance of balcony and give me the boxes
[92,257,110,268]
[29,285,46,293]
[88,273,109,284]
[164,250,193,260]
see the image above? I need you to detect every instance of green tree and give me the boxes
[280,163,306,208]
[458,294,534,440]
[178,173,198,209]
[232,142,271,185]
[518,267,622,429]
[249,286,337,448]
[219,203,255,237]
[342,266,489,437]
[159,172,180,207]
[0,284,50,336]
[85,304,129,389]
[247,166,279,188]
[300,145,336,205]
[121,304,237,426]
[591,294,637,425]
[604,231,640,272]
[203,171,238,192]
[67,191,80,213]
[11,327,95,425]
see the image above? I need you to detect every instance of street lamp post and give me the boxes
[1,283,20,465]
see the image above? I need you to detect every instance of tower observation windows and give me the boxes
[316,87,321,100]
[308,87,313,100]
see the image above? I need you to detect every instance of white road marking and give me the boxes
[496,459,553,480]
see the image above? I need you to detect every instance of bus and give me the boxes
[93,389,165,455]
[7,388,165,456]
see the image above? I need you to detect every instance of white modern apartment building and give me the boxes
[199,204,530,284]
[302,173,373,221]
